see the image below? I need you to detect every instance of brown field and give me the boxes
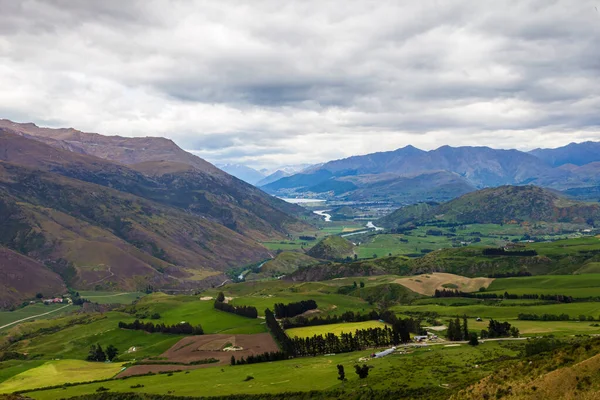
[118,333,279,377]
[394,272,494,295]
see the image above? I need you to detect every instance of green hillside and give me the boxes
[307,236,355,260]
[379,185,600,228]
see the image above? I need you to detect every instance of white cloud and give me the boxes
[0,0,599,169]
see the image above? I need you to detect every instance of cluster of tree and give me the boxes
[72,297,91,306]
[480,319,519,338]
[298,235,317,241]
[290,322,415,357]
[230,351,287,366]
[446,316,469,341]
[118,320,203,335]
[265,308,294,355]
[214,292,258,318]
[354,364,370,379]
[378,310,423,335]
[87,344,118,362]
[425,229,444,236]
[487,271,532,278]
[522,337,564,357]
[274,300,317,319]
[433,289,574,303]
[281,310,380,329]
[482,248,538,257]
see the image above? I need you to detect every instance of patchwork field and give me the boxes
[394,273,494,295]
[286,321,390,338]
[120,333,279,377]
[25,341,521,399]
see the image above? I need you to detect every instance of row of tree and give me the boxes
[87,344,118,362]
[434,289,574,303]
[482,248,537,256]
[265,308,294,355]
[290,323,414,357]
[487,271,532,278]
[518,313,598,321]
[118,320,204,335]
[274,300,318,319]
[214,292,258,318]
[230,351,287,366]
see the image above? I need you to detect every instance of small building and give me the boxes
[413,336,428,342]
[372,347,396,358]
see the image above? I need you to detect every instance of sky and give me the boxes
[1,0,599,170]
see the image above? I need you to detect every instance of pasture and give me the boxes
[286,320,390,338]
[0,303,74,329]
[393,273,494,295]
[485,274,600,298]
[78,291,146,304]
[0,360,125,394]
[25,341,521,399]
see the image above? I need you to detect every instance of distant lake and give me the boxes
[279,198,326,204]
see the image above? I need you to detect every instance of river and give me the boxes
[341,221,383,237]
[313,210,332,222]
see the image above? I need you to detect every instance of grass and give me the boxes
[0,303,75,329]
[486,274,600,298]
[286,321,390,338]
[78,291,146,305]
[131,294,267,334]
[25,341,521,399]
[0,360,125,393]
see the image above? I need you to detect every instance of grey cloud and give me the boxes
[0,0,599,168]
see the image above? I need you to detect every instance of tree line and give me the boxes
[482,248,537,256]
[214,292,258,318]
[446,316,469,341]
[265,308,294,355]
[230,351,287,366]
[481,319,519,338]
[118,320,204,335]
[487,271,532,278]
[434,289,574,303]
[274,300,318,319]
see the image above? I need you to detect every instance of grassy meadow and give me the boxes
[286,321,390,338]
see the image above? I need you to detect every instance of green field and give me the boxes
[25,341,520,399]
[78,291,146,304]
[486,274,600,298]
[0,360,125,393]
[287,321,390,338]
[0,303,75,330]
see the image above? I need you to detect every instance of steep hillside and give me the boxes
[379,186,600,228]
[0,124,314,299]
[0,247,66,308]
[0,126,310,240]
[217,164,265,185]
[307,236,355,260]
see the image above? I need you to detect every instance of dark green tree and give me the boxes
[106,344,118,361]
[468,333,479,346]
[231,355,236,366]
[216,292,225,302]
[354,364,370,379]
[462,316,469,340]
[353,281,357,288]
[360,281,365,288]
[337,364,346,382]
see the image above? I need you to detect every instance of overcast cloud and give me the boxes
[1,0,599,169]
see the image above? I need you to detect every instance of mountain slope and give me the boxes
[530,141,600,167]
[264,145,553,202]
[379,185,600,227]
[0,122,311,239]
[0,246,66,308]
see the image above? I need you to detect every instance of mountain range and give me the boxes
[262,143,600,203]
[0,119,312,306]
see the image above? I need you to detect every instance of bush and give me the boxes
[244,375,254,381]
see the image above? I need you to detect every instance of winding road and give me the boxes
[0,304,72,331]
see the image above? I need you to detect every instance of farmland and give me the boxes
[286,321,390,338]
[0,303,75,329]
[78,291,146,304]
[24,341,521,399]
